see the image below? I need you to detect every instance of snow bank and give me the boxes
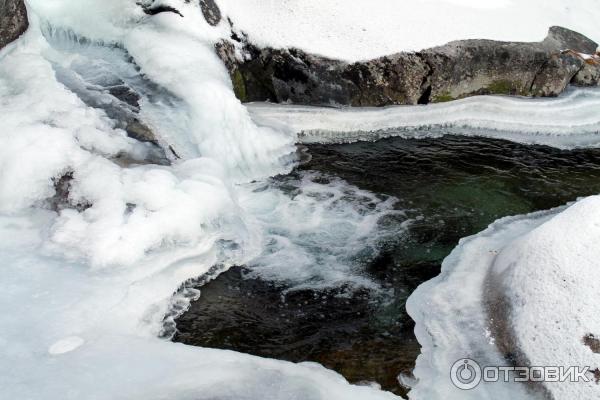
[406,205,562,399]
[489,196,600,399]
[248,88,600,149]
[406,195,600,399]
[217,0,600,61]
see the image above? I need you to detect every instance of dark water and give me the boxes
[174,135,600,397]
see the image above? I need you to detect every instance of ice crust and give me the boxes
[2,1,600,400]
[248,88,600,149]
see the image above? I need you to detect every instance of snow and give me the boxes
[217,0,600,61]
[406,195,600,399]
[48,336,85,355]
[489,196,600,398]
[405,206,560,399]
[0,1,403,399]
[3,1,600,400]
[248,88,600,149]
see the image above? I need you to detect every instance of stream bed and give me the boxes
[173,134,600,397]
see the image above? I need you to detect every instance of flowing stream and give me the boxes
[174,134,600,396]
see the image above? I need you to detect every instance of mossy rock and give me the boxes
[231,69,248,102]
[485,80,530,96]
[432,93,455,103]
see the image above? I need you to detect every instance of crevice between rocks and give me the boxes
[416,54,435,105]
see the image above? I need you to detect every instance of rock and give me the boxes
[342,53,430,106]
[217,42,429,106]
[572,56,600,86]
[420,40,549,101]
[218,25,600,106]
[141,4,183,17]
[531,50,584,96]
[0,0,28,50]
[199,0,221,26]
[543,26,598,54]
[125,119,157,144]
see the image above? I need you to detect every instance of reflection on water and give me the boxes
[174,135,600,396]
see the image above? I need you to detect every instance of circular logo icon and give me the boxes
[451,358,482,390]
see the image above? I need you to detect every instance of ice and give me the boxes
[406,206,562,399]
[3,1,600,399]
[0,2,402,399]
[488,196,600,399]
[248,88,600,149]
[48,336,85,355]
[406,193,600,399]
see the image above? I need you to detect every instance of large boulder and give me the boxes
[420,40,550,101]
[0,0,28,50]
[422,26,595,101]
[217,42,430,106]
[218,26,600,106]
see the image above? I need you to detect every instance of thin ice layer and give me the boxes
[248,88,600,149]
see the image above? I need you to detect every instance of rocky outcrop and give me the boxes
[543,25,598,54]
[218,26,600,106]
[0,0,28,50]
[217,41,432,106]
[572,57,600,86]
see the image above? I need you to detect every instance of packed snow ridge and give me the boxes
[1,1,600,400]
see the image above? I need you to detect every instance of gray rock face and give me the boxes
[531,50,584,96]
[572,57,600,86]
[218,26,600,106]
[0,0,28,50]
[218,42,430,106]
[543,25,598,54]
[199,0,221,26]
[420,40,550,101]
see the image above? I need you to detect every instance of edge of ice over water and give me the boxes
[248,88,600,149]
[407,196,600,399]
[2,1,600,399]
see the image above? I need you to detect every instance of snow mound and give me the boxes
[489,196,600,399]
[407,195,600,399]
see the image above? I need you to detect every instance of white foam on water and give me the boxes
[240,171,408,291]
